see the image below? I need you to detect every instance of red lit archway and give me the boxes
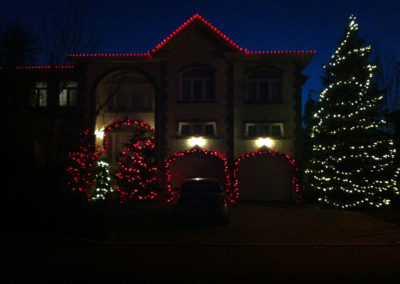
[102,119,155,151]
[164,148,234,203]
[233,151,301,202]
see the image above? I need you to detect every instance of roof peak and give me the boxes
[151,13,244,53]
[64,14,316,59]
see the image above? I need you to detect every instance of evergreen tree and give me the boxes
[67,130,99,197]
[306,15,399,209]
[89,159,115,202]
[115,128,158,203]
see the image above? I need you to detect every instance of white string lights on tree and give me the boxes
[89,160,114,202]
[306,15,399,209]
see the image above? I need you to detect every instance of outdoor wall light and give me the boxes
[187,137,206,148]
[95,128,105,140]
[256,137,274,148]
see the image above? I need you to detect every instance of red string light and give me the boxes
[65,14,316,58]
[67,129,100,199]
[102,119,155,152]
[233,150,301,203]
[102,119,157,203]
[15,65,75,70]
[164,148,233,204]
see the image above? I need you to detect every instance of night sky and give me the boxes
[1,0,399,110]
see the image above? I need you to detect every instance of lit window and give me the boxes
[59,81,78,107]
[247,70,282,102]
[30,81,47,107]
[180,68,215,101]
[179,122,216,137]
[245,122,284,138]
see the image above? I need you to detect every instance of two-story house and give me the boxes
[4,14,315,202]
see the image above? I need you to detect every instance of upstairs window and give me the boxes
[179,122,217,137]
[59,81,78,107]
[30,81,47,107]
[247,70,282,102]
[245,122,284,138]
[109,83,154,112]
[180,67,215,101]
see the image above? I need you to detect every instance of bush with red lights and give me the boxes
[68,124,301,204]
[67,130,100,200]
[109,120,158,202]
[67,120,159,203]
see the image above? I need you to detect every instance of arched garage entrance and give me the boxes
[234,151,300,202]
[165,149,232,202]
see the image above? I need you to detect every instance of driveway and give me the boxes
[3,203,400,282]
[105,203,400,246]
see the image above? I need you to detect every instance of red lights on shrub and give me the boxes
[67,129,100,194]
[233,150,301,203]
[68,120,158,203]
[103,119,157,203]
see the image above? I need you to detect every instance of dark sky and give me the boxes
[1,0,399,110]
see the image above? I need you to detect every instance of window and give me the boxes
[109,83,154,111]
[247,70,282,102]
[30,81,47,107]
[180,68,215,101]
[59,81,78,107]
[178,122,216,137]
[245,122,284,138]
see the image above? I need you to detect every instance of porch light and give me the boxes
[95,128,105,140]
[256,137,274,148]
[187,137,206,148]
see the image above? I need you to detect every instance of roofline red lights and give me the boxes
[14,65,75,70]
[67,14,316,58]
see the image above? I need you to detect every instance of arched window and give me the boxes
[108,75,154,112]
[247,70,282,102]
[180,67,215,101]
[59,81,78,107]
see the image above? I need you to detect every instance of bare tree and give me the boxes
[0,18,41,67]
[40,0,104,65]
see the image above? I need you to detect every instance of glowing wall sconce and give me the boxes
[256,137,274,148]
[187,137,206,148]
[95,128,105,140]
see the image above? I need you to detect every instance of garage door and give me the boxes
[168,152,226,190]
[237,154,294,202]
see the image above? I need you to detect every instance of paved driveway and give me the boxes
[3,203,400,282]
[106,203,400,246]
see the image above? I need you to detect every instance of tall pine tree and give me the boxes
[306,15,399,209]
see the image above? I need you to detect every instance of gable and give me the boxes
[159,22,234,55]
[151,14,244,55]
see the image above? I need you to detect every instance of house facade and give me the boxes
[4,14,315,202]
